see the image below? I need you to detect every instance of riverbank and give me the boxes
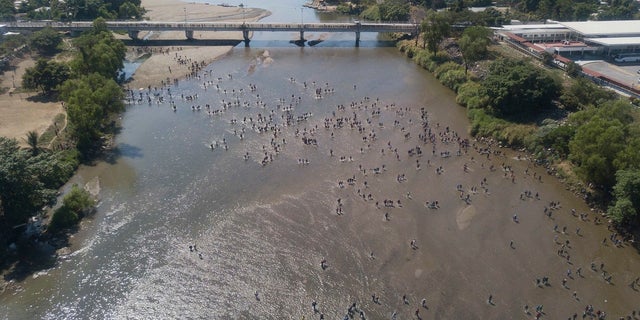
[0,1,269,143]
[0,0,271,297]
[125,0,270,88]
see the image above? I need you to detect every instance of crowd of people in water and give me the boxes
[125,51,640,320]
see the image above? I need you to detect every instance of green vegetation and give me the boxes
[361,0,410,21]
[326,0,636,24]
[0,0,15,21]
[420,10,451,53]
[24,130,42,156]
[28,27,63,56]
[506,0,638,20]
[22,59,71,94]
[481,58,561,118]
[609,170,640,225]
[60,73,124,153]
[71,18,126,81]
[0,136,80,238]
[459,26,492,73]
[48,185,95,233]
[20,0,144,21]
[20,18,126,155]
[434,61,468,92]
[2,19,126,262]
[398,9,640,229]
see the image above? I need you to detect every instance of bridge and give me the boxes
[5,21,418,46]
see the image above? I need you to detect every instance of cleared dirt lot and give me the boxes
[0,57,63,144]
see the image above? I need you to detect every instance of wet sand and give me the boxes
[127,0,270,88]
[0,0,267,142]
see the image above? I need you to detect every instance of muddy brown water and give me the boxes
[2,2,640,319]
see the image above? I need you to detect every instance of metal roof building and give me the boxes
[497,20,640,56]
[560,21,640,38]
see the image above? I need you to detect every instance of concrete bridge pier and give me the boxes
[299,30,305,43]
[185,30,194,40]
[128,30,139,40]
[243,29,250,46]
[355,21,361,47]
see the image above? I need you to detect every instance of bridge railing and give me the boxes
[6,20,417,34]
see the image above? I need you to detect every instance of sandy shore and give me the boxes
[0,0,268,143]
[126,0,270,88]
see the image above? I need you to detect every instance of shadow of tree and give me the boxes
[101,143,143,165]
[25,92,60,103]
[1,231,69,283]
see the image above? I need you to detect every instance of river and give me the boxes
[3,1,639,319]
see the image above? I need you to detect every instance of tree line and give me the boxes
[327,0,638,22]
[1,19,125,263]
[0,0,144,21]
[399,10,640,230]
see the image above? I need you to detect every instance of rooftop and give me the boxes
[560,21,640,37]
[500,24,564,31]
[585,37,640,46]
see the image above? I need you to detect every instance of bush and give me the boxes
[501,124,537,147]
[434,62,468,92]
[361,5,381,21]
[48,185,94,233]
[608,170,640,226]
[48,206,79,233]
[468,109,536,146]
[439,69,468,92]
[535,123,575,158]
[456,81,489,109]
[468,108,508,138]
[434,61,464,78]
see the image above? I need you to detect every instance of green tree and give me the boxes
[481,58,561,118]
[28,27,63,55]
[24,130,41,156]
[71,18,126,81]
[0,34,27,57]
[48,184,94,233]
[456,81,490,109]
[0,0,15,21]
[613,124,640,171]
[22,59,71,94]
[118,1,141,19]
[569,116,627,189]
[421,10,451,53]
[458,26,492,73]
[59,73,124,153]
[0,137,57,228]
[565,61,582,77]
[560,77,617,111]
[379,0,410,21]
[478,7,509,26]
[573,3,596,20]
[608,169,640,226]
[597,0,639,20]
[541,51,554,66]
[536,124,575,158]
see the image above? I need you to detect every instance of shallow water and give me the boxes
[4,1,640,319]
[2,40,466,319]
